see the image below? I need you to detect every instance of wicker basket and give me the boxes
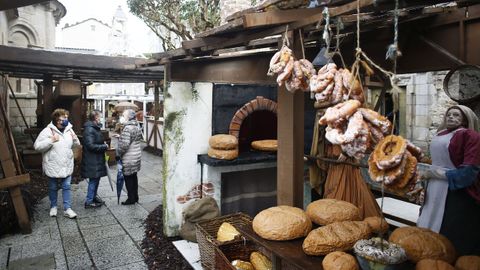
[216,240,308,270]
[195,212,252,270]
[215,240,272,270]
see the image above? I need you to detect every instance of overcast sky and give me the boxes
[56,0,162,54]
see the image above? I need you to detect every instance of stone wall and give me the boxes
[9,94,38,134]
[398,71,457,152]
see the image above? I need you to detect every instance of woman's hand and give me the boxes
[418,164,448,181]
[70,131,78,141]
[51,134,59,143]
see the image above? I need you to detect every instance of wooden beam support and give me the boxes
[195,18,244,38]
[153,83,160,150]
[242,7,323,28]
[277,30,304,208]
[0,0,48,10]
[418,35,466,65]
[170,53,275,85]
[0,128,31,233]
[181,0,375,53]
[42,76,53,129]
[0,174,30,190]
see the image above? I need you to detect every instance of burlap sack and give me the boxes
[179,196,220,242]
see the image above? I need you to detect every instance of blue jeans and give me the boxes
[85,177,100,204]
[49,176,72,210]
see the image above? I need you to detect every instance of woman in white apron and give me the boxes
[417,105,480,256]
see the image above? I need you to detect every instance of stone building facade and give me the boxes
[397,71,457,152]
[0,1,65,134]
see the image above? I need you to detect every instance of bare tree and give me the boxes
[128,0,220,51]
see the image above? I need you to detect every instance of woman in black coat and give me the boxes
[82,110,108,208]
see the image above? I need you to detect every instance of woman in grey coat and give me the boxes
[117,109,143,205]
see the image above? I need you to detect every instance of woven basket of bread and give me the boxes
[195,213,252,270]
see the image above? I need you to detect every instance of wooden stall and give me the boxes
[149,0,480,267]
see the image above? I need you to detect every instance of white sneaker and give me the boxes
[49,207,57,217]
[64,208,77,219]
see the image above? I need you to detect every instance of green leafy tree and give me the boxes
[127,0,220,51]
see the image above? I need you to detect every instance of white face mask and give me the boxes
[119,116,127,124]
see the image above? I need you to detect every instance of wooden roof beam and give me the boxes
[181,0,376,52]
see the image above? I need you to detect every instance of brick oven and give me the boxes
[164,82,316,236]
[194,84,279,217]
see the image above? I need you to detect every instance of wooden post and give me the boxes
[34,80,43,128]
[81,83,88,129]
[153,82,160,150]
[277,30,304,208]
[0,128,31,233]
[42,75,53,127]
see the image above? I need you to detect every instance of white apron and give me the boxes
[416,129,462,232]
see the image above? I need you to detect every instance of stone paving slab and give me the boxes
[62,235,88,257]
[65,253,94,270]
[110,261,148,270]
[87,235,144,270]
[82,224,126,242]
[0,150,162,269]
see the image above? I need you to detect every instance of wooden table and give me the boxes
[237,225,324,269]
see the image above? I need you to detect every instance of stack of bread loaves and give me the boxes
[208,134,238,160]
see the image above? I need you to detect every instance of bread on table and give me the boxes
[363,216,389,235]
[251,140,277,152]
[253,205,312,241]
[322,251,359,270]
[388,226,456,264]
[209,134,238,150]
[416,259,455,270]
[302,221,371,256]
[207,147,238,160]
[231,260,254,270]
[250,251,272,270]
[306,199,361,226]
[455,255,480,270]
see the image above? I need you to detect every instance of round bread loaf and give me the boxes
[207,148,238,160]
[455,255,480,270]
[416,259,455,270]
[252,205,312,241]
[306,199,361,225]
[388,226,456,264]
[363,216,389,234]
[302,221,371,256]
[322,251,359,270]
[209,134,238,150]
[251,140,277,152]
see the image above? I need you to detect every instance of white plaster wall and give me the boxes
[163,82,213,236]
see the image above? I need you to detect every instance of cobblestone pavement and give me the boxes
[0,150,162,270]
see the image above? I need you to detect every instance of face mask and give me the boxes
[119,116,126,124]
[60,119,69,127]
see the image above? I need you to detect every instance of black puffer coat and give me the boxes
[81,121,108,178]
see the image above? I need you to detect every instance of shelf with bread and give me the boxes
[201,134,277,166]
[197,198,474,270]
